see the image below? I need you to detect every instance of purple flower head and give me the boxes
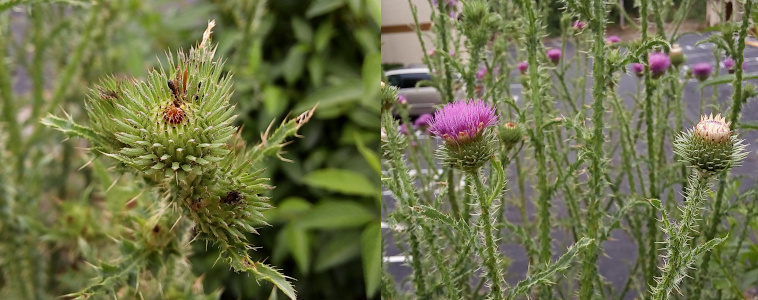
[547,49,562,65]
[648,52,670,77]
[428,49,436,56]
[415,114,434,130]
[449,49,456,56]
[476,65,487,80]
[397,94,407,105]
[428,99,499,145]
[573,20,584,30]
[631,63,645,77]
[723,57,735,70]
[606,35,621,44]
[517,61,528,74]
[692,62,712,81]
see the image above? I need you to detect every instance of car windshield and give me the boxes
[387,72,432,89]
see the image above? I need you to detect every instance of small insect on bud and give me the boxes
[168,79,178,98]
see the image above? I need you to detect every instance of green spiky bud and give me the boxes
[498,121,524,150]
[674,114,748,176]
[670,43,686,68]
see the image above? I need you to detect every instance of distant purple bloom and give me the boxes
[547,49,562,65]
[428,99,499,144]
[476,65,487,80]
[415,114,434,129]
[648,52,670,78]
[606,35,621,43]
[631,63,645,77]
[397,94,407,105]
[573,20,584,30]
[428,49,436,56]
[692,63,712,81]
[517,61,528,74]
[398,124,409,135]
[449,49,456,56]
[723,57,735,71]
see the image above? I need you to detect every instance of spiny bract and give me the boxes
[674,114,748,175]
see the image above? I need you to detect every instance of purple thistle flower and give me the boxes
[573,20,584,30]
[517,61,528,74]
[428,99,499,145]
[723,57,735,74]
[397,94,407,105]
[648,52,670,78]
[428,49,436,56]
[606,35,621,43]
[547,49,562,65]
[631,63,645,77]
[692,63,712,81]
[415,114,434,130]
[476,65,487,80]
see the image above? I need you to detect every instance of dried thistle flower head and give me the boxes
[428,99,499,171]
[674,114,748,175]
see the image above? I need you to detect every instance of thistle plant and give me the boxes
[651,114,748,299]
[40,21,309,299]
[386,0,758,299]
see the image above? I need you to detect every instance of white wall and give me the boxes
[381,0,436,66]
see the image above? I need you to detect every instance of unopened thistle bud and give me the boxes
[670,44,686,68]
[517,61,528,74]
[674,114,748,175]
[499,121,524,150]
[692,63,712,82]
[631,63,645,78]
[428,99,499,171]
[547,49,562,65]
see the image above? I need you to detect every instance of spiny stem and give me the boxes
[470,171,505,300]
[579,0,607,296]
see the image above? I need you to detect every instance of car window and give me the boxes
[386,73,432,89]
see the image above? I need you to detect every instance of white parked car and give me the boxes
[384,68,442,116]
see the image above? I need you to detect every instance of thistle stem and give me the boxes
[469,171,505,300]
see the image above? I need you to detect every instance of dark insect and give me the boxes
[167,79,178,98]
[152,225,161,233]
[221,190,244,205]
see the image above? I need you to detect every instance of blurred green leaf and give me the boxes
[313,22,334,53]
[314,231,362,272]
[361,221,380,298]
[354,133,380,175]
[291,17,313,44]
[306,0,344,18]
[263,85,289,117]
[367,0,380,25]
[308,56,325,86]
[282,45,308,85]
[302,168,378,196]
[362,51,380,102]
[293,79,363,113]
[297,200,375,229]
[285,225,310,275]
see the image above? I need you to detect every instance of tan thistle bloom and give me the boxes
[695,114,731,144]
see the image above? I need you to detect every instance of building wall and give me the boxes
[381,0,435,66]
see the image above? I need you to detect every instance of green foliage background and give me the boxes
[0,0,379,299]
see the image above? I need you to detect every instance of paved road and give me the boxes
[382,32,758,298]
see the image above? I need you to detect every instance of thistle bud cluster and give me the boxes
[44,28,314,273]
[674,114,748,176]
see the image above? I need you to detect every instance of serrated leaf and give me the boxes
[302,168,378,196]
[250,262,297,300]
